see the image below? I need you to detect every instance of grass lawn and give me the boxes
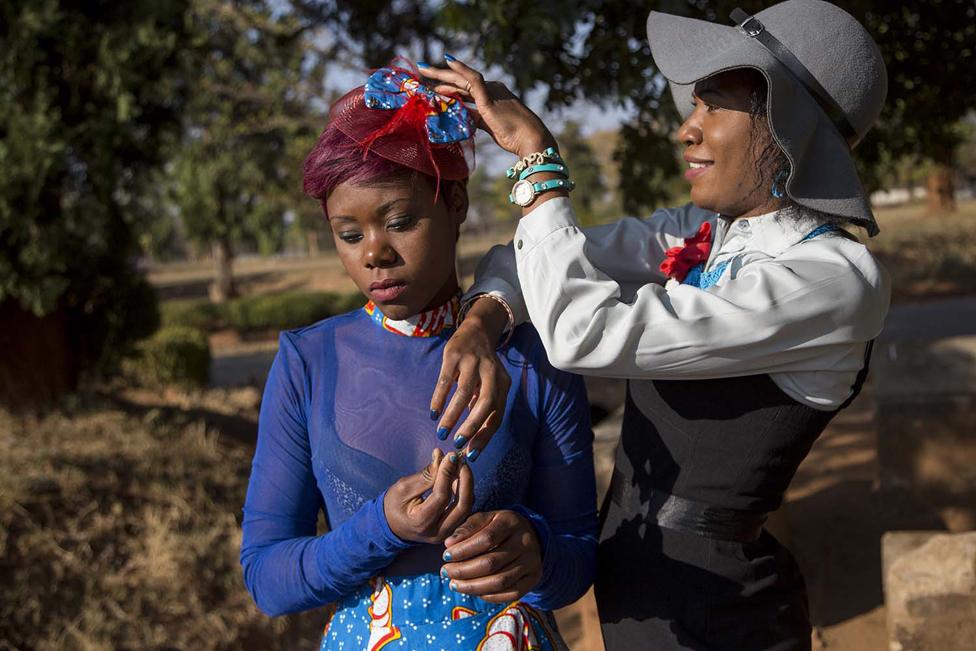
[0,389,326,650]
[869,198,976,302]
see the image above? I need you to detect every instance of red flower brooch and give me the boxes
[659,221,713,282]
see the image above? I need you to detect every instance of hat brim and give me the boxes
[647,11,878,236]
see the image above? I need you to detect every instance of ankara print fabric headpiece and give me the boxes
[329,58,476,182]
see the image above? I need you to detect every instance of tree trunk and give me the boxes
[0,299,76,409]
[306,228,320,257]
[209,236,237,303]
[926,164,956,214]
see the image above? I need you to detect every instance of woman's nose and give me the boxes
[363,234,397,268]
[677,113,703,146]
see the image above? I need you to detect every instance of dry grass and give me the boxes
[0,392,326,650]
[869,199,976,302]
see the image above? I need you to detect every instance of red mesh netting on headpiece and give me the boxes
[328,85,475,182]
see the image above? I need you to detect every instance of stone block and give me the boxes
[883,531,976,650]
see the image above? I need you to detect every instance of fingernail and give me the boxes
[443,550,452,561]
[417,61,430,67]
[444,53,457,62]
[449,580,458,591]
[466,448,480,462]
[447,452,457,463]
[440,567,449,579]
[436,426,449,440]
[430,409,439,421]
[453,434,467,449]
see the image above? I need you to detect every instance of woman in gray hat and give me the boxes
[421,0,889,648]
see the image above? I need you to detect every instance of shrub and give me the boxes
[222,291,362,333]
[160,298,222,332]
[134,326,211,387]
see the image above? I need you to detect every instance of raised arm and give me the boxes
[515,197,889,381]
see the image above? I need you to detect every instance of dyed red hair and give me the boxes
[303,86,472,217]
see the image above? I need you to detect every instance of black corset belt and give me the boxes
[610,469,767,543]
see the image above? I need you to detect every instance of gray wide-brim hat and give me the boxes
[647,0,887,235]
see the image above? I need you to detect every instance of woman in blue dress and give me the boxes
[239,63,598,650]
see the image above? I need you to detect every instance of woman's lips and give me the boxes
[684,160,713,181]
[369,279,407,302]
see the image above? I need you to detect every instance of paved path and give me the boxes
[880,295,976,342]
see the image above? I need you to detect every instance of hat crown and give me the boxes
[749,0,887,140]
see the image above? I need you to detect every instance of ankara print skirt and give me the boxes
[319,573,567,651]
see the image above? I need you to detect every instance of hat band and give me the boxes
[730,8,859,148]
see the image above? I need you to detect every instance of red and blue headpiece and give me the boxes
[328,58,476,182]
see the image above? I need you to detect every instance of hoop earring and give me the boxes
[771,170,788,199]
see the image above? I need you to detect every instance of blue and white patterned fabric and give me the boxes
[363,67,473,144]
[319,574,564,651]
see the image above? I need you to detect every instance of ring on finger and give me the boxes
[465,81,472,93]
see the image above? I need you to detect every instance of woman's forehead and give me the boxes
[693,69,763,110]
[326,181,420,220]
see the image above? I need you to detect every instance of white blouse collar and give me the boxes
[722,209,826,257]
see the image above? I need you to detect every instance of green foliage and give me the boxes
[159,297,222,331]
[166,0,327,292]
[159,290,363,333]
[0,0,189,380]
[222,291,362,333]
[558,121,608,225]
[437,0,976,205]
[134,325,211,387]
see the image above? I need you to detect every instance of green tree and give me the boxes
[0,0,191,404]
[170,0,325,302]
[558,121,608,226]
[438,0,976,214]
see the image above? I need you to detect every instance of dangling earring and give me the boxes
[771,170,788,199]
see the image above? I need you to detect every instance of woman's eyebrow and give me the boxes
[375,197,412,215]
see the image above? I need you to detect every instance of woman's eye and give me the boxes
[338,232,362,244]
[388,215,416,231]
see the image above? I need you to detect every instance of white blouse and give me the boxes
[465,197,890,410]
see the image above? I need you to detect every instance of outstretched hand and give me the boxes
[383,449,474,544]
[419,56,557,159]
[430,296,512,460]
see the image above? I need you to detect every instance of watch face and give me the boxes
[512,180,534,206]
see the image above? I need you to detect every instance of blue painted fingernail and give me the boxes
[440,567,449,579]
[444,53,457,62]
[466,448,480,462]
[443,550,452,561]
[453,434,467,449]
[447,453,457,463]
[417,61,430,67]
[450,580,458,591]
[430,409,439,421]
[436,426,449,440]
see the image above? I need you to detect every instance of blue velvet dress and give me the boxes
[240,298,598,650]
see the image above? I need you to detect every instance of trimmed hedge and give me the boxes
[222,291,363,333]
[133,325,211,387]
[159,291,363,334]
[159,298,220,331]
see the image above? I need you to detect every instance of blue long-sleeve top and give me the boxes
[240,306,598,617]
